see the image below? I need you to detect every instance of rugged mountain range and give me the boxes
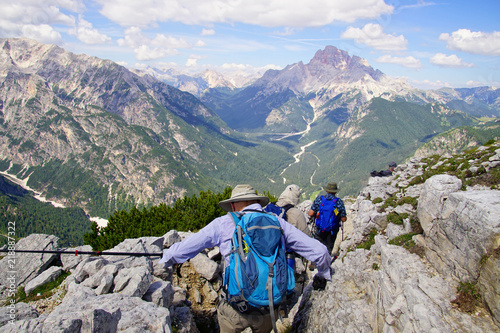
[135,67,262,96]
[157,46,499,131]
[0,38,499,219]
[0,38,291,217]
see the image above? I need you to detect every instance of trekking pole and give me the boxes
[0,249,163,257]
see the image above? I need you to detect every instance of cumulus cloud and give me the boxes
[21,24,63,44]
[430,53,474,68]
[376,54,421,68]
[117,27,146,48]
[117,27,192,61]
[151,34,190,48]
[341,23,407,51]
[69,16,111,44]
[186,54,206,67]
[195,40,207,47]
[439,29,500,56]
[135,45,179,61]
[466,80,484,87]
[96,0,393,27]
[0,0,79,44]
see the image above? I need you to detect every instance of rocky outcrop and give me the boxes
[0,234,59,291]
[291,143,500,332]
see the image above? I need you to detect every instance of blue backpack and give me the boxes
[315,196,340,233]
[264,202,293,220]
[224,211,295,330]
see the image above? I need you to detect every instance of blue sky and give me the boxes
[1,0,499,89]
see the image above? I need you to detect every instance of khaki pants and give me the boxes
[217,300,276,333]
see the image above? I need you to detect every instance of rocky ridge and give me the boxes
[292,141,500,332]
[0,141,499,332]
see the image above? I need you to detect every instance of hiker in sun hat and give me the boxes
[160,184,332,333]
[308,182,347,258]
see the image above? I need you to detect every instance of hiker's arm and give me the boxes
[281,221,332,280]
[308,196,321,217]
[337,198,347,220]
[159,220,221,267]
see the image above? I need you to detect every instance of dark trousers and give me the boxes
[315,225,340,255]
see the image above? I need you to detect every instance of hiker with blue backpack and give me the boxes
[308,182,347,258]
[264,184,311,271]
[159,184,332,333]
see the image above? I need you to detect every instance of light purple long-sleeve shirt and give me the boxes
[159,203,332,280]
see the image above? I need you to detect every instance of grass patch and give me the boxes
[372,197,383,204]
[408,143,500,190]
[479,246,500,268]
[14,270,70,303]
[379,196,418,212]
[357,229,378,250]
[387,212,408,225]
[388,232,425,257]
[452,282,481,313]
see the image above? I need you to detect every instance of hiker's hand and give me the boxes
[312,274,327,290]
[159,249,174,268]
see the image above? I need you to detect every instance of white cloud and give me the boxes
[117,27,146,48]
[376,55,421,68]
[96,0,393,27]
[201,28,215,36]
[117,27,194,61]
[439,29,500,56]
[430,53,474,68]
[466,80,484,87]
[116,27,196,61]
[151,34,190,48]
[186,58,199,67]
[21,24,63,44]
[0,0,79,44]
[185,54,207,67]
[195,40,207,47]
[69,16,111,44]
[341,23,407,51]
[411,79,452,90]
[134,45,179,61]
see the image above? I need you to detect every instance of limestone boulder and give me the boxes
[24,266,63,295]
[113,266,153,298]
[102,236,164,271]
[417,174,462,234]
[190,252,219,281]
[0,234,59,287]
[60,245,93,270]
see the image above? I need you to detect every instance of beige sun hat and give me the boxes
[323,182,339,193]
[219,184,269,212]
[278,184,302,206]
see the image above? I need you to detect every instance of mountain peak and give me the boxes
[309,45,350,68]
